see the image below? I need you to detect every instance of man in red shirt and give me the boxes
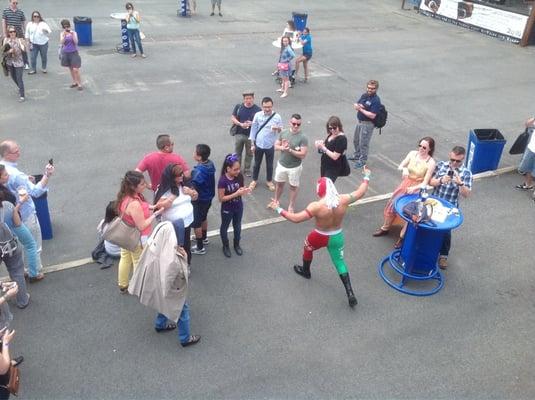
[136,134,191,191]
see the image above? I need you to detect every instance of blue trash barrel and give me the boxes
[31,175,53,240]
[74,16,92,46]
[292,12,308,32]
[465,129,506,174]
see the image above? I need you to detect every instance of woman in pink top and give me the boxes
[115,171,162,293]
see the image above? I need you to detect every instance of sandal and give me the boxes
[70,83,78,88]
[155,321,177,332]
[181,334,201,347]
[515,183,533,190]
[266,182,275,191]
[393,237,403,249]
[248,181,257,190]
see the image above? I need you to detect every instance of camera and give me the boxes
[447,170,454,177]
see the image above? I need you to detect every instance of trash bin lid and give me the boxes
[74,16,92,23]
[292,12,308,17]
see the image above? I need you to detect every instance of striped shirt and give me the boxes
[2,7,25,37]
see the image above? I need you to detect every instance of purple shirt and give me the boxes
[218,174,244,212]
[62,33,77,53]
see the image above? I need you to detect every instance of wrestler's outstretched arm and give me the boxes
[340,167,371,206]
[268,199,318,223]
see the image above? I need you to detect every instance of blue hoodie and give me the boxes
[191,160,216,203]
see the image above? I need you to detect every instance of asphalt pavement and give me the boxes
[1,0,535,398]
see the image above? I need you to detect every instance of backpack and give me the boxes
[374,104,388,133]
[0,207,18,258]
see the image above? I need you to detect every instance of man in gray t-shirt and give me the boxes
[272,113,308,212]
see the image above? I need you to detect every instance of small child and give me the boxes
[190,144,216,255]
[218,153,251,258]
[93,201,121,269]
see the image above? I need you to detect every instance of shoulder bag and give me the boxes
[102,199,141,251]
[0,366,20,396]
[229,104,242,136]
[509,128,532,155]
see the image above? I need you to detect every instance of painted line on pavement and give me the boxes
[13,165,516,277]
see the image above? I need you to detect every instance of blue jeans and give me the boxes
[154,302,190,344]
[30,42,48,70]
[7,65,24,97]
[12,224,39,277]
[127,28,144,54]
[220,207,243,245]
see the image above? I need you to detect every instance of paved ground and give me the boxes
[1,0,535,398]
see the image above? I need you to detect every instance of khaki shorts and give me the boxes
[274,162,302,187]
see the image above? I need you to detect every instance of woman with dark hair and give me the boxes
[154,164,198,263]
[276,36,295,99]
[295,27,312,82]
[93,201,121,269]
[373,137,436,247]
[116,171,162,293]
[315,116,348,183]
[125,2,145,58]
[218,154,250,258]
[2,25,25,102]
[24,10,51,74]
[59,19,83,90]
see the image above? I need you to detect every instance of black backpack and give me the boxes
[0,208,18,258]
[374,104,388,133]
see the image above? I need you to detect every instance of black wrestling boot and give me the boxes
[222,239,231,258]
[234,240,243,256]
[340,273,357,308]
[293,260,311,279]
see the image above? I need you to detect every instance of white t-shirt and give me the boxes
[161,187,194,227]
[25,21,52,45]
[528,127,535,153]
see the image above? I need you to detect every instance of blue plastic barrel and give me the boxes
[292,12,308,32]
[74,16,92,46]
[465,129,506,174]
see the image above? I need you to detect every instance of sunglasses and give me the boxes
[32,15,39,18]
[9,30,16,33]
[418,144,428,150]
[328,126,338,131]
[291,122,301,126]
[450,158,463,163]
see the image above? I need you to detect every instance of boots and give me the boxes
[234,239,243,256]
[339,273,357,308]
[293,259,311,279]
[222,239,231,258]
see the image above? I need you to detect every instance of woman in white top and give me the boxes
[24,10,51,74]
[154,164,198,264]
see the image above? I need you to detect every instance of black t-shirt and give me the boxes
[232,103,262,136]
[320,134,347,179]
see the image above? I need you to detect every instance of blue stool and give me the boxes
[378,194,463,296]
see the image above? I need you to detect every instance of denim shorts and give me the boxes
[519,148,535,176]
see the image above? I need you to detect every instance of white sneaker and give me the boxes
[203,238,210,245]
[24,64,29,70]
[191,245,206,255]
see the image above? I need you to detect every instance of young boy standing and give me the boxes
[191,144,216,255]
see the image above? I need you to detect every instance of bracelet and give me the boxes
[363,177,370,182]
[275,207,283,214]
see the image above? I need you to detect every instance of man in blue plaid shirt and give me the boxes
[430,146,473,270]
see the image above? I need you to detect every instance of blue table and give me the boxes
[378,194,463,296]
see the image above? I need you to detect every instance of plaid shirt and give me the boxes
[432,161,472,206]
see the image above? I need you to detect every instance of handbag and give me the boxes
[0,366,20,396]
[339,154,351,177]
[277,62,289,71]
[102,200,141,252]
[229,104,242,136]
[402,200,435,226]
[509,128,532,155]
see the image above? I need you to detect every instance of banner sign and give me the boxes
[420,0,529,43]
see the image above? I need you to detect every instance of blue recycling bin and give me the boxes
[74,16,92,46]
[465,129,506,174]
[30,174,53,240]
[292,12,308,32]
[378,194,463,296]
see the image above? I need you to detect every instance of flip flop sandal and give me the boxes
[515,183,534,190]
[155,321,177,332]
[181,335,201,347]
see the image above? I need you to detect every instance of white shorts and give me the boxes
[274,162,303,187]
